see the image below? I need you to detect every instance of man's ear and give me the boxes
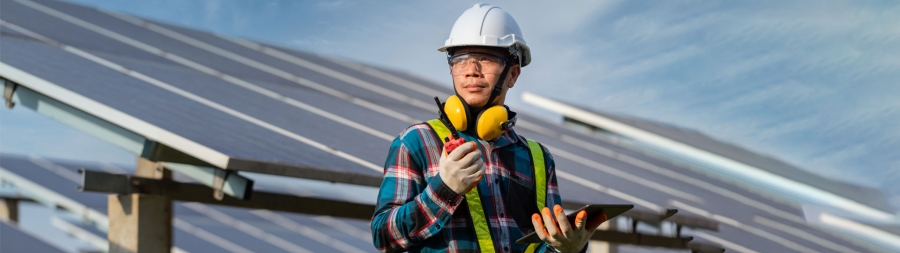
[507,65,521,89]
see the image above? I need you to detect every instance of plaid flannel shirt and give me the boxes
[372,121,580,253]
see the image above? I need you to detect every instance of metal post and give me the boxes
[107,157,172,253]
[588,217,619,253]
[0,198,19,223]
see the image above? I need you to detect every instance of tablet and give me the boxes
[515,204,634,244]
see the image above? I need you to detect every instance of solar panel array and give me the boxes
[556,102,892,213]
[0,0,885,252]
[0,154,376,252]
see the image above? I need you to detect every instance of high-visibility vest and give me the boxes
[426,119,547,253]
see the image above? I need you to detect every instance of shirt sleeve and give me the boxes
[371,127,465,252]
[538,145,589,253]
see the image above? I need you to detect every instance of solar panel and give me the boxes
[0,153,375,253]
[0,0,888,252]
[0,220,68,253]
[540,95,892,213]
[0,1,384,177]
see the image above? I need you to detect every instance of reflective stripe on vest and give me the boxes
[527,139,547,212]
[426,119,546,252]
[524,243,540,253]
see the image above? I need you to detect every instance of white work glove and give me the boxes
[438,142,485,194]
[531,205,608,253]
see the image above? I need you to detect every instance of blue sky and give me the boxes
[2,0,898,196]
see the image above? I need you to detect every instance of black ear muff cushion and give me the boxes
[462,96,472,125]
[459,95,476,132]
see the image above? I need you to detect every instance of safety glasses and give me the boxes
[448,52,508,75]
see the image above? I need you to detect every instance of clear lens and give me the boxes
[449,53,507,75]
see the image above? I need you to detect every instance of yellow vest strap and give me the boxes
[426,120,547,252]
[426,119,496,252]
[526,138,547,252]
[526,138,547,211]
[524,243,540,253]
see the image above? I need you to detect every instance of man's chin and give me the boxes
[462,98,489,107]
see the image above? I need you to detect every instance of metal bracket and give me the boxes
[212,169,231,201]
[141,140,215,167]
[3,78,18,108]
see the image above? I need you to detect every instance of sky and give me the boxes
[1,0,898,198]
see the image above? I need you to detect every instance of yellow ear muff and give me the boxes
[444,95,468,131]
[476,105,509,140]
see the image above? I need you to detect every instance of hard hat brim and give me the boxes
[438,43,531,66]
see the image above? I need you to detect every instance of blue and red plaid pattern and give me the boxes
[371,122,578,253]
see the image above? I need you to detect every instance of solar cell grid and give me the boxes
[0,220,68,253]
[0,22,378,176]
[1,0,173,66]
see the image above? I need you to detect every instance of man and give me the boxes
[372,4,604,252]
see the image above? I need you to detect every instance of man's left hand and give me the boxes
[531,205,608,253]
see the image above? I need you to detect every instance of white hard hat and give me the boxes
[438,3,531,67]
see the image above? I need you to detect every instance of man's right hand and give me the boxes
[439,142,485,194]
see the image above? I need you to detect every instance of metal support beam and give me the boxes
[141,140,215,168]
[3,77,17,108]
[688,242,726,253]
[165,163,253,200]
[6,83,146,154]
[107,158,172,253]
[627,208,678,223]
[142,140,253,200]
[80,170,723,251]
[591,230,691,248]
[80,170,373,220]
[0,197,19,223]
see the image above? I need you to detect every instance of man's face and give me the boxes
[450,47,520,107]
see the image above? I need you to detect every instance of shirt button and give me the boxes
[494,178,499,183]
[500,213,505,218]
[503,246,509,252]
[436,224,441,229]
